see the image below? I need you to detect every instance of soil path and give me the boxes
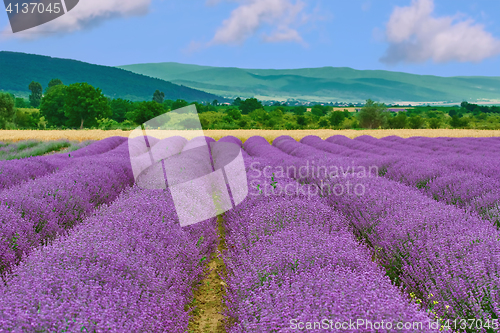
[187,216,228,333]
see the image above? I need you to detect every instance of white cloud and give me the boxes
[380,0,500,64]
[209,0,306,45]
[2,0,151,39]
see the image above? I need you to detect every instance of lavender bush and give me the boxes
[0,186,217,332]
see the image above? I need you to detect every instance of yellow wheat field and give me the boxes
[0,129,499,143]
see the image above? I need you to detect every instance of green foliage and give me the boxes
[15,108,40,129]
[46,78,63,93]
[110,98,135,123]
[358,99,388,129]
[408,115,426,129]
[232,97,242,106]
[126,101,165,125]
[15,98,28,108]
[296,115,306,127]
[190,101,213,113]
[448,109,458,117]
[311,107,324,117]
[171,99,188,111]
[449,115,469,129]
[388,112,408,129]
[40,84,68,127]
[0,93,15,129]
[249,108,269,123]
[329,111,346,127]
[318,118,330,128]
[28,81,42,108]
[238,118,248,128]
[63,83,111,129]
[153,90,165,104]
[239,98,263,115]
[265,118,278,129]
[225,108,242,121]
[97,118,120,130]
[293,106,306,116]
[428,117,442,129]
[269,108,284,120]
[311,105,329,117]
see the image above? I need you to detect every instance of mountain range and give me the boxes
[0,52,223,102]
[118,62,500,104]
[1,51,498,104]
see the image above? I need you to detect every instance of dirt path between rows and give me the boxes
[187,216,229,333]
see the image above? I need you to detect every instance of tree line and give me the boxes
[0,80,499,130]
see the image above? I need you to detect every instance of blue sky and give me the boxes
[1,0,500,77]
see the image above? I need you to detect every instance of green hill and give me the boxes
[0,52,224,102]
[117,62,500,103]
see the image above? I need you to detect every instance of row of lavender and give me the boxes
[218,136,439,332]
[0,185,217,332]
[0,139,91,161]
[297,135,500,227]
[0,136,125,191]
[0,137,139,275]
[0,136,219,331]
[264,135,500,331]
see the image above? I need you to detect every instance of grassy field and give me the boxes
[0,129,499,143]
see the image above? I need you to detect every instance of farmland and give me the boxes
[0,133,499,332]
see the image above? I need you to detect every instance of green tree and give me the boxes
[408,115,426,129]
[40,84,68,127]
[249,108,269,123]
[0,93,15,129]
[238,118,248,128]
[153,90,165,104]
[269,108,284,121]
[110,98,135,123]
[212,99,219,106]
[388,112,408,129]
[190,102,209,113]
[28,81,43,108]
[15,98,28,108]
[126,101,165,125]
[329,111,346,127]
[46,79,63,93]
[296,115,307,127]
[225,108,242,121]
[172,99,188,111]
[311,107,325,117]
[265,118,277,129]
[233,97,242,107]
[293,106,306,116]
[15,108,40,129]
[449,115,469,128]
[63,83,111,129]
[428,117,442,129]
[239,98,263,115]
[358,99,388,129]
[318,118,329,128]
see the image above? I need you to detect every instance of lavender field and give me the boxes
[0,134,499,333]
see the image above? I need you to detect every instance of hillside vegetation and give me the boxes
[118,62,500,103]
[0,52,223,102]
